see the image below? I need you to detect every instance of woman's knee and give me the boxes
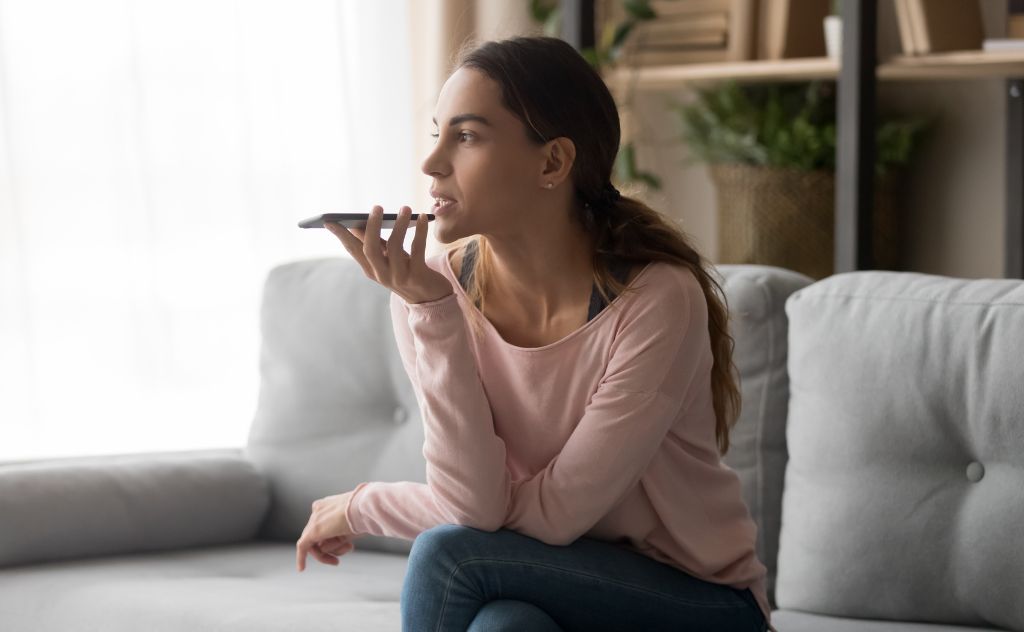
[408,523,500,568]
[466,599,564,632]
[410,524,473,561]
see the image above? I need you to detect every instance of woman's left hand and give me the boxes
[296,491,358,572]
[325,205,454,305]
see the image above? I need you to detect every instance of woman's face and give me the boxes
[421,67,553,243]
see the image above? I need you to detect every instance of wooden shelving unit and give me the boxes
[604,57,839,88]
[603,50,1024,89]
[561,0,1024,279]
[882,50,1024,80]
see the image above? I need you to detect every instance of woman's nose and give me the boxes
[421,156,446,178]
[421,139,448,177]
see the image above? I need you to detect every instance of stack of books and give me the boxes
[894,0,984,55]
[611,0,756,66]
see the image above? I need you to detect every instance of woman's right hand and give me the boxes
[310,535,356,567]
[323,205,454,305]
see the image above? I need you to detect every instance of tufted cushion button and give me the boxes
[392,406,408,425]
[966,461,985,483]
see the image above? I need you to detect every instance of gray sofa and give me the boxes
[1,257,1021,631]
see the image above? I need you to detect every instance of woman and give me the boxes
[296,36,774,632]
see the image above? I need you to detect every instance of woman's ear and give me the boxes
[539,136,576,185]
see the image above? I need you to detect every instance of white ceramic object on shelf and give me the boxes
[824,15,842,59]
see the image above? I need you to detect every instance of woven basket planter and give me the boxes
[709,163,901,280]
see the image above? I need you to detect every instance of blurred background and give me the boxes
[1,0,1018,462]
[0,0,539,462]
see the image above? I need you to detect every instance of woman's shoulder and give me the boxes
[619,260,707,329]
[633,259,702,299]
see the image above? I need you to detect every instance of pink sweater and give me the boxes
[345,249,774,630]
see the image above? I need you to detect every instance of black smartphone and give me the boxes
[297,212,435,229]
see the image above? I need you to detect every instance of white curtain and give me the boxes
[0,0,420,462]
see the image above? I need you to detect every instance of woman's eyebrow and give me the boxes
[431,113,493,128]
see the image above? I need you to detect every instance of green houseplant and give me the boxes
[674,80,931,279]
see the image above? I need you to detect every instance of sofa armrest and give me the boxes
[0,448,270,569]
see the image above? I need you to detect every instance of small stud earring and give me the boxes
[545,183,554,189]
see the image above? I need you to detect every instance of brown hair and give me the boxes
[444,36,741,456]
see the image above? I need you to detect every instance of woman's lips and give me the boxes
[433,199,457,216]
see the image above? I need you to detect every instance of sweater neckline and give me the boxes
[441,247,656,353]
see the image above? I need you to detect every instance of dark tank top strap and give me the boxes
[609,258,634,285]
[458,240,478,291]
[586,258,634,321]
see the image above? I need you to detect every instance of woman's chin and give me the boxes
[430,216,460,243]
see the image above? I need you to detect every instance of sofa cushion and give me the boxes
[771,610,1007,631]
[714,264,814,610]
[0,449,269,568]
[0,541,406,631]
[776,271,1024,630]
[245,258,424,554]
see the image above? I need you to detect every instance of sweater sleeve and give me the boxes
[347,267,708,547]
[344,288,511,539]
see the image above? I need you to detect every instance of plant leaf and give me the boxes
[623,0,656,20]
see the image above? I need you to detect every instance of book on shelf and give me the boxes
[757,0,829,60]
[602,0,756,65]
[634,32,729,49]
[894,0,919,55]
[896,0,984,55]
[618,48,735,66]
[648,0,732,18]
[982,38,1024,52]
[631,12,729,48]
[638,12,729,38]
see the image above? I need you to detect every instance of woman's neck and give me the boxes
[475,227,596,324]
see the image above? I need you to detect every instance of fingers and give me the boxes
[326,207,417,284]
[362,206,387,275]
[318,535,345,551]
[324,222,376,279]
[310,542,339,566]
[297,534,354,572]
[296,521,321,572]
[320,537,355,556]
[296,536,310,572]
[386,207,413,275]
[409,210,428,265]
[297,537,339,570]
[351,228,386,253]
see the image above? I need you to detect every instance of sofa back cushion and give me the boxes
[245,258,423,554]
[776,271,1024,630]
[0,450,268,568]
[715,264,813,610]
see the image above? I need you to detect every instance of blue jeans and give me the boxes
[400,524,768,632]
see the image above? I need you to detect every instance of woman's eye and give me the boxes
[429,132,473,142]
